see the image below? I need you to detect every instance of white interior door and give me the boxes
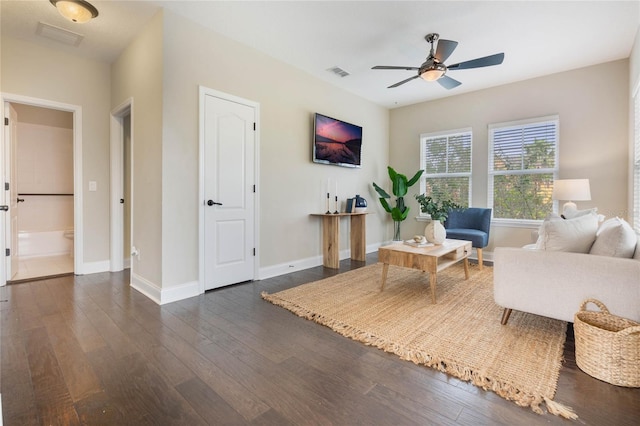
[3,102,19,281]
[203,93,256,290]
[8,104,18,279]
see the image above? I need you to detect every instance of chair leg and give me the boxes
[477,248,483,270]
[501,308,512,325]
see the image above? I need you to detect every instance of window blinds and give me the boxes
[488,116,559,220]
[420,130,472,206]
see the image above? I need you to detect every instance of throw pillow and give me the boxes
[562,207,597,220]
[589,217,637,258]
[533,213,561,247]
[535,212,598,253]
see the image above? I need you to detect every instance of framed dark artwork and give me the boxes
[312,113,362,168]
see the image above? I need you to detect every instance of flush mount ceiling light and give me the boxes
[50,0,99,23]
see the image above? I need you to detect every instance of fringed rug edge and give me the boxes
[261,291,577,420]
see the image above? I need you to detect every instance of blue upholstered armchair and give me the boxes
[444,208,492,269]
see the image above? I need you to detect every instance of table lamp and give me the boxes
[552,179,591,216]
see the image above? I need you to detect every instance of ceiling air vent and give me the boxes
[36,22,84,47]
[327,66,350,78]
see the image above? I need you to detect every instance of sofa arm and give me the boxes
[494,247,640,323]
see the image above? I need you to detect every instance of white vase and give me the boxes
[425,220,446,244]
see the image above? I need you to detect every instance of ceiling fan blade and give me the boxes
[388,75,421,88]
[434,39,458,63]
[438,75,462,90]
[372,65,420,70]
[447,53,505,70]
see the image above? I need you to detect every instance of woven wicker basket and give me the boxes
[574,299,640,387]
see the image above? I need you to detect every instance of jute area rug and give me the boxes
[262,263,577,419]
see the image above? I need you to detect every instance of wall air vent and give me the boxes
[327,66,350,78]
[36,22,84,47]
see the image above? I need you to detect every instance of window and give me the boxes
[633,86,640,233]
[419,128,472,208]
[488,116,559,221]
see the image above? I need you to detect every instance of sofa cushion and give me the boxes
[535,212,598,253]
[590,217,637,258]
[445,228,488,248]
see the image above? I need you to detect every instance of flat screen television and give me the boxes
[312,113,362,168]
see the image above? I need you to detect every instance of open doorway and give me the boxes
[6,103,74,282]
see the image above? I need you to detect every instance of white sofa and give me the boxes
[494,215,640,324]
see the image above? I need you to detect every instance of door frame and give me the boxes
[0,92,83,285]
[198,86,260,294]
[109,98,133,273]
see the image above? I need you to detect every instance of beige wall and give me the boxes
[161,10,389,287]
[13,103,73,129]
[629,26,640,227]
[390,59,630,250]
[1,37,111,263]
[111,11,164,285]
[16,122,74,233]
[631,27,640,92]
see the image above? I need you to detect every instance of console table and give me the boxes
[310,213,367,269]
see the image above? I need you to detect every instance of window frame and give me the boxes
[419,127,472,217]
[487,115,559,226]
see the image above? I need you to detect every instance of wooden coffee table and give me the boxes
[378,239,472,303]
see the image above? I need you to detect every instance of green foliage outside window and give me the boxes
[423,177,469,208]
[422,132,471,207]
[492,138,555,220]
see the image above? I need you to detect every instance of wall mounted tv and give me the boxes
[312,113,362,168]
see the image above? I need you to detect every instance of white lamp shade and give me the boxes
[552,179,591,201]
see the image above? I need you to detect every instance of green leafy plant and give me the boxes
[373,167,423,240]
[415,194,463,222]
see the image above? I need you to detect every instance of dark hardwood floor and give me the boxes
[1,253,638,425]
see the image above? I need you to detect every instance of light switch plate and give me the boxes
[89,181,97,191]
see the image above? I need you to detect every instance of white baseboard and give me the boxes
[259,242,384,280]
[131,272,199,305]
[78,260,110,275]
[131,272,161,304]
[159,280,200,305]
[259,254,323,280]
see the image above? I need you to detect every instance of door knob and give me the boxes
[206,200,222,206]
[0,205,8,211]
[17,198,25,203]
[120,199,124,204]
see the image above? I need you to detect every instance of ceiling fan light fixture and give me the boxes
[50,0,99,23]
[420,63,446,82]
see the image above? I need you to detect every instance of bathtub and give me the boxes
[18,230,73,258]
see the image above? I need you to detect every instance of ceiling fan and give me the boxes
[372,33,504,90]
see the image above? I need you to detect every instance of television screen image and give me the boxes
[313,113,362,168]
